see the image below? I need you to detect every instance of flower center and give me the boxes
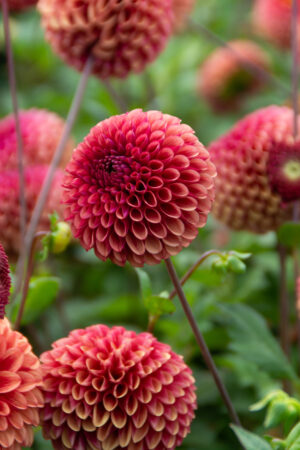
[92,155,132,187]
[282,159,300,181]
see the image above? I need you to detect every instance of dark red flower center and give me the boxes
[92,155,133,188]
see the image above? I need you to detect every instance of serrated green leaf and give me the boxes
[231,425,272,450]
[277,222,300,248]
[144,295,176,316]
[11,277,60,325]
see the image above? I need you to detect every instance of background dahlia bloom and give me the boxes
[7,0,36,10]
[63,109,216,267]
[209,106,298,233]
[196,40,270,111]
[0,243,11,319]
[0,166,64,255]
[37,0,173,79]
[0,109,74,170]
[41,324,197,450]
[252,0,300,48]
[0,318,43,450]
[172,0,195,32]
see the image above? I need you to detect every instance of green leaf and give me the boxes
[277,222,300,248]
[264,400,291,429]
[230,251,252,260]
[231,425,272,450]
[144,295,176,316]
[219,304,296,380]
[49,211,59,232]
[286,423,300,449]
[227,255,247,274]
[135,268,152,300]
[11,277,60,325]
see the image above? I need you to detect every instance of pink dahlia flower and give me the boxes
[209,106,297,233]
[172,0,195,32]
[197,40,270,111]
[0,243,11,319]
[63,109,216,267]
[0,318,43,450]
[40,324,197,450]
[7,0,36,10]
[37,0,173,79]
[0,166,64,256]
[0,109,74,171]
[252,0,300,48]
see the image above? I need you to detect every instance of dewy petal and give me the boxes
[40,324,196,449]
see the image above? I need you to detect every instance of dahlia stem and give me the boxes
[14,55,94,300]
[278,245,290,358]
[14,231,48,331]
[169,249,223,301]
[1,0,27,250]
[165,258,242,427]
[188,19,291,96]
[102,79,128,113]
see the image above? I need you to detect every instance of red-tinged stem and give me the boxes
[165,258,242,427]
[169,249,223,300]
[188,19,291,96]
[1,0,27,249]
[14,55,94,301]
[14,231,48,331]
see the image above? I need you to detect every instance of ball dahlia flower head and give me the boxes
[209,105,300,234]
[37,0,173,79]
[252,0,300,48]
[0,243,11,320]
[197,40,270,112]
[40,324,197,450]
[0,167,64,256]
[0,317,43,450]
[0,108,74,170]
[63,109,216,267]
[7,0,36,10]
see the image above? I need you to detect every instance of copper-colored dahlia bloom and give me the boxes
[0,109,74,170]
[0,243,11,319]
[172,0,195,32]
[0,317,43,450]
[37,0,173,79]
[209,105,298,233]
[63,109,216,267]
[7,0,36,10]
[196,40,270,111]
[41,324,197,450]
[0,166,64,255]
[252,0,300,48]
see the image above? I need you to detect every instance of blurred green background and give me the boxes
[0,0,299,449]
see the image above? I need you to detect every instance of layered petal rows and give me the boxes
[0,318,43,450]
[0,244,11,319]
[0,167,64,255]
[37,0,173,79]
[62,109,216,267]
[209,106,296,233]
[197,40,270,111]
[0,109,74,170]
[40,324,197,450]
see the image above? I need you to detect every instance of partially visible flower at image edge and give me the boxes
[7,0,36,11]
[0,318,44,449]
[0,243,11,319]
[62,109,216,267]
[40,324,197,450]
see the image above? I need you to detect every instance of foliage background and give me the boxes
[0,0,298,449]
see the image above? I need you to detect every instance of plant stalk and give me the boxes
[165,257,242,426]
[278,245,290,358]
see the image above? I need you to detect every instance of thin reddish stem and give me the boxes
[1,0,27,248]
[14,55,94,300]
[165,258,242,427]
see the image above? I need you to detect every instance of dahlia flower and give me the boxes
[0,109,74,171]
[267,140,300,202]
[252,0,300,48]
[41,324,197,450]
[37,0,173,79]
[0,317,43,450]
[63,109,216,267]
[197,40,270,111]
[209,105,297,233]
[7,0,36,10]
[0,243,11,319]
[0,166,64,255]
[172,0,195,32]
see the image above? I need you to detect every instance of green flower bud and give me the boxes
[50,222,71,254]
